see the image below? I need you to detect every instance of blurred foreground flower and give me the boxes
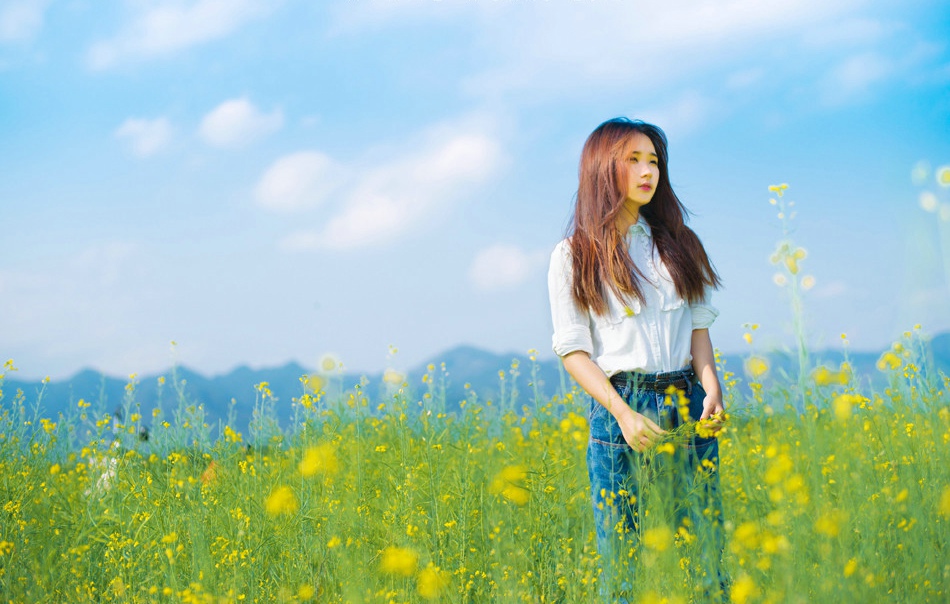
[814,508,848,537]
[318,353,342,373]
[832,393,863,421]
[744,356,769,379]
[382,368,406,386]
[730,574,758,604]
[642,525,673,552]
[812,365,849,386]
[303,374,325,394]
[265,485,298,516]
[937,165,950,187]
[380,546,419,576]
[417,565,450,600]
[876,352,901,371]
[489,465,530,506]
[939,486,950,518]
[299,443,339,477]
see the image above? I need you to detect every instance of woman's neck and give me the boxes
[615,204,640,234]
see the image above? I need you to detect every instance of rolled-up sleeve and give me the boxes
[548,242,593,357]
[689,286,720,330]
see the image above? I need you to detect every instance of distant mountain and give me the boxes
[4,333,948,433]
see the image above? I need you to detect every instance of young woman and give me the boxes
[547,118,727,601]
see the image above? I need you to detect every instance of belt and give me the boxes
[609,367,696,392]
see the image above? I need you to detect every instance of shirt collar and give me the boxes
[628,216,652,237]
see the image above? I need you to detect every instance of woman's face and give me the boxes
[622,132,660,208]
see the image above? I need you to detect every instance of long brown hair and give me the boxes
[568,117,721,315]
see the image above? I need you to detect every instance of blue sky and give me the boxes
[2,0,949,380]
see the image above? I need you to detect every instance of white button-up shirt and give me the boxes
[547,217,718,376]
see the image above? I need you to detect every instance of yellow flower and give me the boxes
[642,525,673,552]
[319,353,341,373]
[417,565,450,599]
[844,558,858,577]
[876,351,901,371]
[265,485,298,516]
[767,183,789,195]
[938,486,950,518]
[297,584,315,601]
[655,442,675,455]
[489,465,530,506]
[731,521,760,552]
[832,394,862,421]
[937,165,950,187]
[744,355,769,379]
[785,256,799,275]
[730,573,758,604]
[814,509,847,537]
[223,425,243,444]
[299,443,339,477]
[327,536,341,549]
[639,591,685,604]
[382,368,405,385]
[812,366,849,386]
[764,453,793,485]
[379,546,419,576]
[303,374,325,394]
[49,464,61,475]
[742,332,752,345]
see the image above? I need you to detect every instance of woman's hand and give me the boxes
[692,328,726,437]
[561,351,667,452]
[616,407,666,452]
[698,391,725,437]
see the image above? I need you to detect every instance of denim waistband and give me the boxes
[609,367,696,392]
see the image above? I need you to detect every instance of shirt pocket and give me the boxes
[656,263,685,312]
[592,290,642,330]
[661,292,685,312]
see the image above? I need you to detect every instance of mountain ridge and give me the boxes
[4,333,947,432]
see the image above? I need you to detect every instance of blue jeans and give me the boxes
[587,367,727,601]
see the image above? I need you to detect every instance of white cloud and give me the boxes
[278,119,502,250]
[459,0,863,100]
[255,151,339,212]
[114,117,173,157]
[0,0,50,43]
[469,244,546,292]
[87,0,271,69]
[199,97,283,148]
[820,52,893,105]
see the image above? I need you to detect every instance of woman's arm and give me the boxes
[562,350,666,452]
[690,328,725,430]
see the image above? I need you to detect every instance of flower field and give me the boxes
[1,332,949,604]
